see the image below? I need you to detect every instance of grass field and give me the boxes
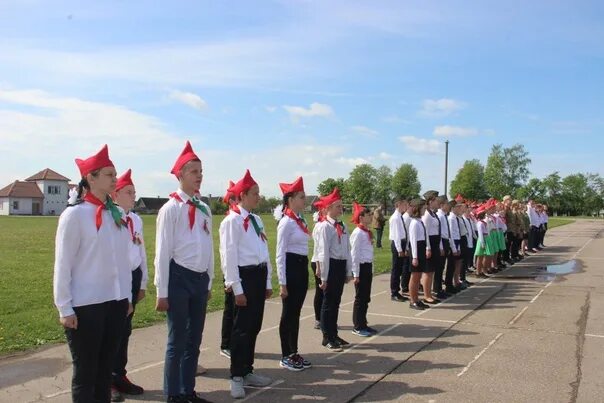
[0,214,574,355]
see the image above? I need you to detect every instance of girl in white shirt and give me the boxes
[311,200,327,329]
[53,145,132,403]
[350,202,376,337]
[408,198,429,310]
[220,169,274,399]
[275,177,311,372]
[111,169,147,399]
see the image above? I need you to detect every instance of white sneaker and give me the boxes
[230,377,245,399]
[243,372,272,387]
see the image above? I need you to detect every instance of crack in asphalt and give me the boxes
[569,291,590,403]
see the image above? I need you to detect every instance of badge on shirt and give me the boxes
[203,220,210,235]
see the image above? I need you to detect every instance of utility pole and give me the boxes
[444,140,449,197]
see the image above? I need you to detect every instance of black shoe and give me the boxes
[418,301,430,309]
[445,286,459,294]
[111,388,124,403]
[436,291,449,299]
[113,375,144,395]
[391,293,407,302]
[401,288,410,294]
[409,302,425,310]
[324,341,343,352]
[167,396,185,403]
[423,298,440,305]
[336,336,350,346]
[184,392,213,403]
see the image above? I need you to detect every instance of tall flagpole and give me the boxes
[444,140,449,197]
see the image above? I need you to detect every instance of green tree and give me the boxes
[517,178,546,202]
[391,163,421,199]
[317,177,349,202]
[346,164,377,204]
[449,159,488,201]
[374,165,393,209]
[560,174,588,215]
[541,172,562,213]
[484,143,531,199]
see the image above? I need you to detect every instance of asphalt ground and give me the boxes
[1,219,602,403]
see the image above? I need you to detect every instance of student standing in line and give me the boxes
[316,187,353,352]
[219,181,236,360]
[350,202,377,337]
[154,141,214,403]
[422,190,444,304]
[310,199,327,330]
[220,170,273,399]
[275,176,312,371]
[388,197,409,302]
[111,169,147,402]
[408,198,430,310]
[54,145,132,403]
[445,199,463,294]
[435,196,453,300]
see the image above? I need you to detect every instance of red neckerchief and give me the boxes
[126,215,135,241]
[284,208,309,235]
[83,193,107,231]
[331,218,344,240]
[170,192,204,231]
[357,224,373,242]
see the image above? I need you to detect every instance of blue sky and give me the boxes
[0,0,602,198]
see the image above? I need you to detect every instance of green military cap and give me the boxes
[436,195,449,204]
[410,198,426,207]
[423,190,439,200]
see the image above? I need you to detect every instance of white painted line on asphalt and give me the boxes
[530,289,545,303]
[508,307,528,325]
[327,323,402,360]
[241,379,285,402]
[585,333,604,339]
[457,333,504,377]
[572,237,595,258]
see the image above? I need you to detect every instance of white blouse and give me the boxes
[275,214,310,285]
[350,227,374,277]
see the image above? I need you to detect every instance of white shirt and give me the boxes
[219,206,273,295]
[409,218,427,260]
[316,216,353,282]
[388,210,409,253]
[350,226,374,277]
[125,211,148,290]
[311,220,325,263]
[422,209,443,251]
[476,220,488,246]
[402,211,412,231]
[154,189,214,298]
[275,214,310,285]
[54,201,132,318]
[527,205,540,227]
[486,215,497,233]
[448,213,462,254]
[461,215,474,248]
[437,209,454,251]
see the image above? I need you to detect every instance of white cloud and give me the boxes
[419,98,466,118]
[378,152,393,160]
[169,90,207,111]
[282,102,334,122]
[433,125,478,137]
[265,106,277,113]
[336,156,370,167]
[399,136,444,154]
[350,125,378,138]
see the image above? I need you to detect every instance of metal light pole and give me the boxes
[444,140,449,197]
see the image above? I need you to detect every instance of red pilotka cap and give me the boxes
[351,201,364,224]
[455,194,465,203]
[75,144,114,177]
[115,169,134,192]
[171,141,200,176]
[229,169,258,197]
[279,176,304,195]
[319,187,342,207]
[223,180,235,203]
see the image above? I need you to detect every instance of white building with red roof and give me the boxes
[0,168,73,216]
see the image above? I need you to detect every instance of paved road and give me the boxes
[1,219,602,403]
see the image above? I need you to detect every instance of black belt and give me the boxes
[239,262,268,270]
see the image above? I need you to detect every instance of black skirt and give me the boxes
[426,235,441,273]
[410,240,427,273]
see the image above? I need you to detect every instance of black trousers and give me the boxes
[311,262,323,322]
[112,267,142,379]
[390,239,407,295]
[353,263,373,330]
[375,227,384,248]
[426,235,442,273]
[434,239,450,292]
[221,285,235,351]
[529,225,540,249]
[65,299,128,403]
[320,259,347,341]
[230,264,267,377]
[279,253,309,357]
[507,232,520,259]
[445,240,461,288]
